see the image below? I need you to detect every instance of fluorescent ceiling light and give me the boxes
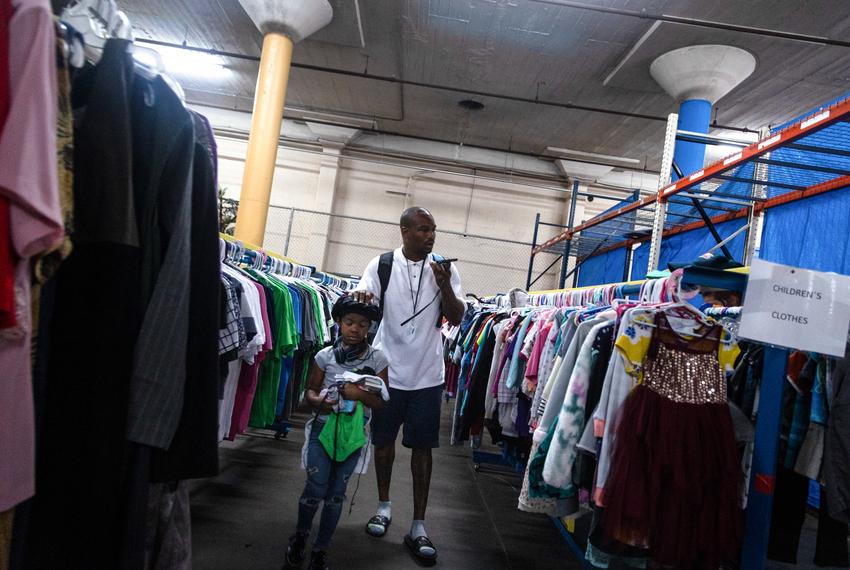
[288,108,377,129]
[545,146,642,165]
[705,132,759,163]
[135,44,231,79]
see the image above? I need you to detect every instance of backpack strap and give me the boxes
[377,251,394,314]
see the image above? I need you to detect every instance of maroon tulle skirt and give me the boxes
[601,384,743,568]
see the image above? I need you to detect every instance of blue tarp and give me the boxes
[759,92,850,275]
[576,219,748,286]
[760,178,850,273]
[576,247,627,287]
[631,218,748,280]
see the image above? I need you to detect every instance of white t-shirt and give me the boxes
[356,248,464,391]
[221,264,265,363]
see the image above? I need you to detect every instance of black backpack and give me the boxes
[377,251,446,329]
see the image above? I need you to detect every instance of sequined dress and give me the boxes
[601,312,743,568]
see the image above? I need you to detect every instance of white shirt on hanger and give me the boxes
[222,264,265,363]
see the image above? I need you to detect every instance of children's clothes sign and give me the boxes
[739,258,850,357]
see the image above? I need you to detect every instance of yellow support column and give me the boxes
[234,32,293,246]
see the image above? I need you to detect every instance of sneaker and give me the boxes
[307,550,329,570]
[282,533,308,569]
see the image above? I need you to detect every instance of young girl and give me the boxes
[284,296,389,570]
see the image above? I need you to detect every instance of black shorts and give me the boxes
[371,384,443,449]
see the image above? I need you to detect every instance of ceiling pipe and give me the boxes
[191,98,663,175]
[213,126,575,194]
[529,0,850,49]
[214,124,655,202]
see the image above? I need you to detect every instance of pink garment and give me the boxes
[491,315,520,397]
[524,321,552,382]
[0,0,61,512]
[0,0,61,258]
[228,282,272,440]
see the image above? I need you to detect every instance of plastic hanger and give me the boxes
[61,0,132,61]
[61,0,174,93]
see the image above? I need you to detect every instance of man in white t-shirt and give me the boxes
[352,207,465,563]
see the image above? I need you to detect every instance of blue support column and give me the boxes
[673,98,712,180]
[740,345,789,569]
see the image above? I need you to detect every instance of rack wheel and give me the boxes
[274,430,288,440]
[473,463,480,473]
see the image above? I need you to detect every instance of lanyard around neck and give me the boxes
[406,256,427,316]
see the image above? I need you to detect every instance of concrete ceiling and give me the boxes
[120,0,850,171]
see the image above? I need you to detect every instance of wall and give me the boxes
[214,134,605,295]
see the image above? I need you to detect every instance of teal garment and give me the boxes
[319,403,367,462]
[506,314,534,390]
[811,357,828,425]
[527,418,574,499]
[461,319,494,415]
[784,389,811,469]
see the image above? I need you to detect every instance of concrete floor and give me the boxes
[190,406,579,569]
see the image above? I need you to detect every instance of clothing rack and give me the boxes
[468,276,672,479]
[220,234,361,290]
[464,302,552,476]
[527,273,681,307]
[312,271,360,291]
[220,233,314,279]
[528,266,789,569]
[219,233,353,440]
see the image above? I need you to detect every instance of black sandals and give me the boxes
[404,534,438,563]
[365,515,391,537]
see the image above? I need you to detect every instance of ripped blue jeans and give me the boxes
[296,420,361,550]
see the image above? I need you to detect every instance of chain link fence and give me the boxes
[260,206,562,295]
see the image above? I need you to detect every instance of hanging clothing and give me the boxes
[601,312,743,568]
[150,112,221,482]
[824,342,850,524]
[126,70,195,450]
[217,241,354,441]
[0,0,62,514]
[18,36,221,569]
[542,319,614,492]
[0,0,12,332]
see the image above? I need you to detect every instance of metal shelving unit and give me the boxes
[524,95,850,569]
[532,96,850,283]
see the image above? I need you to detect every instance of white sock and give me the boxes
[410,520,428,539]
[376,501,392,520]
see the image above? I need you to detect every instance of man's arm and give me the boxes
[432,262,465,326]
[351,256,380,305]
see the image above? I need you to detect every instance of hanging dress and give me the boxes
[601,311,743,569]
